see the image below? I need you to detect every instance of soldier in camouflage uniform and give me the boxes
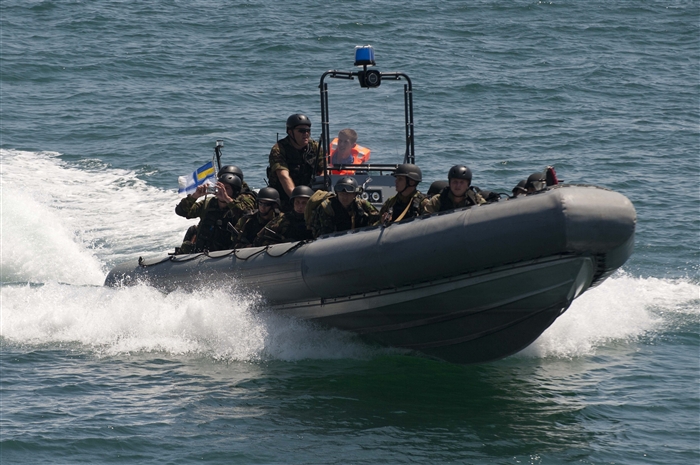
[233,187,280,248]
[217,164,257,214]
[267,114,325,211]
[309,177,379,238]
[422,165,486,213]
[175,172,255,254]
[256,185,314,246]
[378,163,426,225]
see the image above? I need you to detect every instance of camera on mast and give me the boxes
[354,45,381,88]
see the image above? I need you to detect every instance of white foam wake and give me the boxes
[1,273,696,363]
[0,282,376,362]
[1,149,191,284]
[523,272,699,359]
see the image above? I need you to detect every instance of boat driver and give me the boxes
[378,163,426,225]
[267,114,325,212]
[422,165,486,213]
[308,176,379,238]
[175,171,254,254]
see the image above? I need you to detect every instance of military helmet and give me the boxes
[512,179,528,194]
[427,180,448,197]
[448,165,472,182]
[286,114,312,129]
[334,176,361,193]
[290,185,314,199]
[219,165,244,182]
[392,163,422,183]
[217,173,242,195]
[257,187,281,205]
[525,172,547,191]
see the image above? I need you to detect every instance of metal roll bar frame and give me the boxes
[318,69,414,190]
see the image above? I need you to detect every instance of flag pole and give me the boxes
[214,140,224,172]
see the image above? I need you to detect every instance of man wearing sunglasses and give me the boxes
[267,113,325,211]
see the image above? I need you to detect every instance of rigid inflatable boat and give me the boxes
[105,47,636,364]
[105,184,635,364]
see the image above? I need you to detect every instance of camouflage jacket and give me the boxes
[267,136,324,205]
[309,195,379,238]
[233,211,280,248]
[378,190,426,224]
[255,211,314,246]
[174,194,254,252]
[422,186,485,214]
[175,191,256,222]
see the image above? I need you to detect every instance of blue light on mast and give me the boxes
[354,45,376,67]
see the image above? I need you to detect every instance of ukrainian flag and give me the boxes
[178,161,216,194]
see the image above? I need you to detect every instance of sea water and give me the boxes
[1,1,698,464]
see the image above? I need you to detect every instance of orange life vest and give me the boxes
[329,138,371,175]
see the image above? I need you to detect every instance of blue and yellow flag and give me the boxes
[178,161,216,194]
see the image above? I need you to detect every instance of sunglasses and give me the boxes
[295,128,311,134]
[335,186,359,193]
[259,201,276,208]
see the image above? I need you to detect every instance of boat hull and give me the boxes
[271,254,594,364]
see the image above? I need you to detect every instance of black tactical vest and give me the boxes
[286,211,314,241]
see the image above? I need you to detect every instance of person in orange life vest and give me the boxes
[329,128,370,175]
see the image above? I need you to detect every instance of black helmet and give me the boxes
[217,173,242,195]
[290,185,314,199]
[525,172,547,191]
[286,114,312,130]
[393,164,422,183]
[448,165,472,182]
[427,180,448,197]
[512,179,527,194]
[334,176,361,193]
[257,187,281,205]
[219,165,244,182]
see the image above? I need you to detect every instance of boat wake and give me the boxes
[521,272,698,359]
[2,273,696,364]
[0,282,377,361]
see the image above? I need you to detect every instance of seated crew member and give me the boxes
[329,128,370,175]
[308,176,379,238]
[512,179,528,198]
[256,185,315,246]
[525,171,547,194]
[378,163,426,225]
[217,164,257,212]
[422,165,486,213]
[177,165,257,253]
[233,187,280,249]
[175,173,251,253]
[267,114,324,211]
